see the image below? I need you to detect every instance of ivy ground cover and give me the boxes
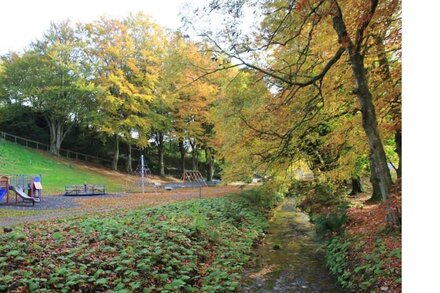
[0,191,274,292]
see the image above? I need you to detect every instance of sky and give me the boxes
[0,0,200,55]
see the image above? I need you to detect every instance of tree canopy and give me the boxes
[0,0,401,201]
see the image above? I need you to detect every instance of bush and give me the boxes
[312,206,348,239]
[238,187,285,212]
[298,181,346,216]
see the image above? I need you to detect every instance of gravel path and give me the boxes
[0,193,127,211]
[0,194,129,227]
[0,186,245,227]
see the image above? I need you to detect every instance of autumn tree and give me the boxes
[82,14,165,170]
[0,22,94,155]
[155,34,219,176]
[189,0,401,200]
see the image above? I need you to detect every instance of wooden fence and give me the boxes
[0,131,113,167]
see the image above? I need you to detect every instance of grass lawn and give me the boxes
[0,141,129,194]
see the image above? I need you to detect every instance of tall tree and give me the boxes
[82,14,164,170]
[190,0,400,200]
[0,22,94,155]
[157,35,219,175]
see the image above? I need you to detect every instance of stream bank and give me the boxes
[241,197,344,292]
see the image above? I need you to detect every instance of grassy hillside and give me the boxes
[0,141,130,194]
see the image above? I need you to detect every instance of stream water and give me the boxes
[241,198,345,293]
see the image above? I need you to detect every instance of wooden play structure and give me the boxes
[0,176,10,203]
[182,170,207,187]
[0,175,43,206]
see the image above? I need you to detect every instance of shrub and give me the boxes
[312,206,348,239]
[239,187,284,212]
[298,181,346,216]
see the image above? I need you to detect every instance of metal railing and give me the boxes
[0,131,112,167]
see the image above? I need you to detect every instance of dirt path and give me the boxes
[0,185,245,227]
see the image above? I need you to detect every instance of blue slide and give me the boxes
[0,189,7,202]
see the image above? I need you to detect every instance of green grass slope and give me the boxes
[0,141,129,194]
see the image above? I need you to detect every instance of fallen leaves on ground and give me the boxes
[344,191,402,292]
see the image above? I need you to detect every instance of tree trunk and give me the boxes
[190,139,198,170]
[331,2,393,201]
[55,123,63,154]
[395,129,401,179]
[351,56,392,201]
[349,176,363,195]
[48,121,58,155]
[46,116,68,156]
[112,135,119,171]
[157,132,165,176]
[179,139,186,173]
[205,146,215,181]
[374,34,402,180]
[126,143,133,174]
[368,150,382,202]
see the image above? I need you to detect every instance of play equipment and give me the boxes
[182,170,207,187]
[161,170,208,190]
[134,155,159,194]
[0,176,9,202]
[162,170,207,190]
[135,155,150,194]
[10,185,36,205]
[0,175,43,206]
[64,184,106,196]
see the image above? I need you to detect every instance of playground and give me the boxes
[0,174,42,206]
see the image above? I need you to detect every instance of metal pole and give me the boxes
[141,155,145,194]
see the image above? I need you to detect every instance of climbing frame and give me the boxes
[182,170,207,187]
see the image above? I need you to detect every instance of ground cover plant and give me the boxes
[292,179,401,292]
[324,192,401,292]
[0,189,278,292]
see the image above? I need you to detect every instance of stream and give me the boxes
[241,197,345,292]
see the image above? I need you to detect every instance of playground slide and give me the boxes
[10,185,36,205]
[0,189,7,201]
